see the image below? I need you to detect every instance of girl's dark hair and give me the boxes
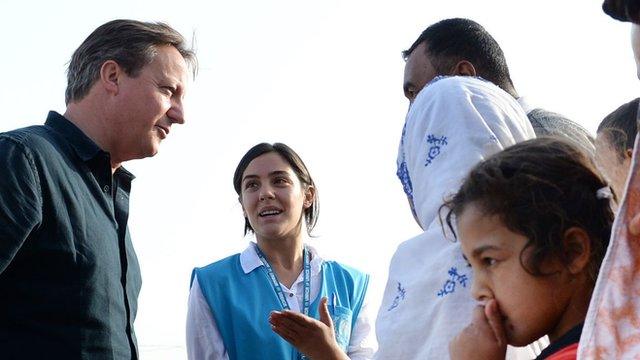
[233,143,319,236]
[597,98,639,161]
[442,138,613,282]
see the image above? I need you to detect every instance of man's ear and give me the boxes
[562,227,592,275]
[450,60,477,77]
[303,185,316,209]
[99,60,122,96]
[626,148,633,160]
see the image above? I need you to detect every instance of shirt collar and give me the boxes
[45,111,103,162]
[239,241,323,276]
[45,111,135,180]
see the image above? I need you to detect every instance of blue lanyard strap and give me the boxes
[253,243,311,316]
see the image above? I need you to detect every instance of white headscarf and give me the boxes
[376,76,535,359]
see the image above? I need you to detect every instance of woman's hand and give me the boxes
[449,300,507,360]
[269,297,348,360]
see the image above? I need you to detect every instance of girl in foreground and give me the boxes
[443,138,613,360]
[186,143,374,360]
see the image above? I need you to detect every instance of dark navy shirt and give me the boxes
[0,111,142,359]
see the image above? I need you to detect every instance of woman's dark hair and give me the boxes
[233,143,319,236]
[597,98,639,161]
[442,138,613,282]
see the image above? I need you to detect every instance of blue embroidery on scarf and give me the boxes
[397,161,413,199]
[425,135,448,166]
[387,282,406,311]
[437,267,468,297]
[397,122,414,202]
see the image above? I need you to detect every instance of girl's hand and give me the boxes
[269,297,348,360]
[449,299,507,360]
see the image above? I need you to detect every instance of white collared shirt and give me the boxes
[186,243,376,359]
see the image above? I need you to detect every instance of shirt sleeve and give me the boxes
[186,275,229,360]
[0,137,42,274]
[347,290,377,359]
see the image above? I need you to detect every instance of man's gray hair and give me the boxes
[65,19,197,104]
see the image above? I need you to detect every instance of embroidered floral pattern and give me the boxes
[387,282,407,311]
[397,123,414,204]
[437,267,468,297]
[425,135,448,166]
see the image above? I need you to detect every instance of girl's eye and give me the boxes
[465,261,472,268]
[274,177,289,185]
[244,182,258,190]
[482,258,497,267]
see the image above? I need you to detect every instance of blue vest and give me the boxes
[192,254,369,360]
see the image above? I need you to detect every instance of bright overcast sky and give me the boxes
[2,0,640,358]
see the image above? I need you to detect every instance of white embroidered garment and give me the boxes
[578,134,640,359]
[375,76,535,359]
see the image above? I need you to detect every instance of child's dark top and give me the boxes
[536,323,583,360]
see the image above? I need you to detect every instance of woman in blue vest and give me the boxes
[186,143,374,360]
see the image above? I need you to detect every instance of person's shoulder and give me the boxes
[527,107,571,124]
[191,253,242,287]
[196,253,241,273]
[323,260,369,279]
[0,125,59,154]
[527,108,595,148]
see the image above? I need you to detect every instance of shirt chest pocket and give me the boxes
[330,305,353,351]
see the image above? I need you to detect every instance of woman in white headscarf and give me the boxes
[375,75,536,359]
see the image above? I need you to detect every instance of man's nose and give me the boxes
[168,99,185,124]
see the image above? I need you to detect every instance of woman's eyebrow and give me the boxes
[241,174,259,182]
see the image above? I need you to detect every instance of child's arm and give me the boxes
[449,300,507,360]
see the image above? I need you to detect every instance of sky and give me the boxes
[2,0,640,358]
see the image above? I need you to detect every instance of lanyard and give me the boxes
[253,243,311,316]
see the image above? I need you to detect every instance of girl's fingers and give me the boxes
[484,299,507,347]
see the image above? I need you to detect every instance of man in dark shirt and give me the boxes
[0,19,196,359]
[400,18,594,156]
